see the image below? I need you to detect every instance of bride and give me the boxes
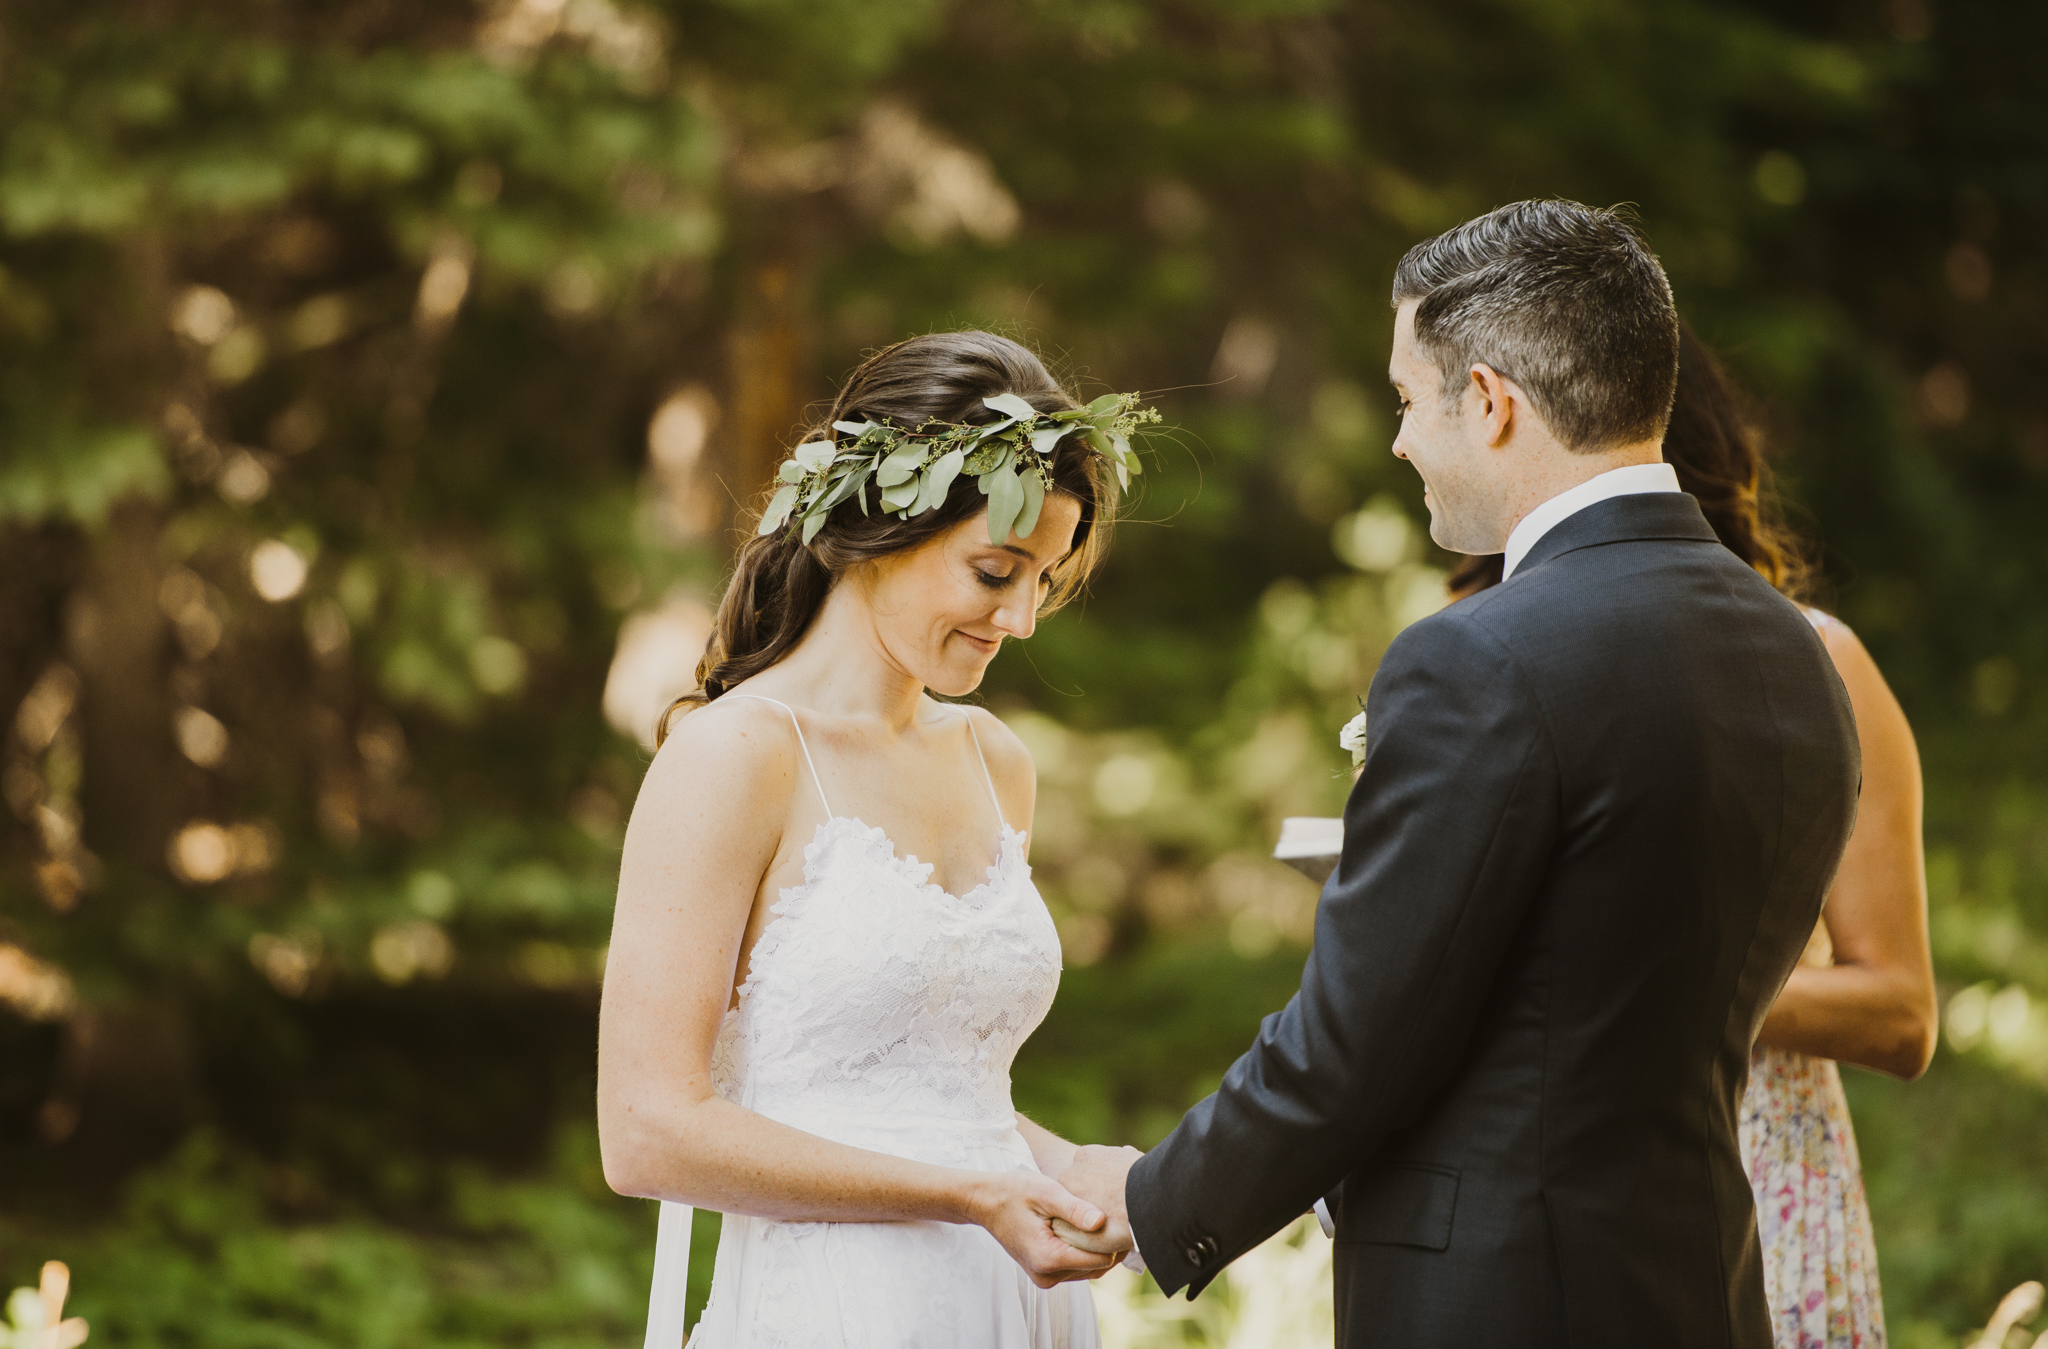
[598,331,1150,1344]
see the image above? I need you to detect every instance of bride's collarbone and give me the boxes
[772,708,1009,890]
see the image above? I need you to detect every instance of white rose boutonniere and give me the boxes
[1339,704,1368,768]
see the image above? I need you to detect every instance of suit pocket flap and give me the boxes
[1335,1163,1460,1251]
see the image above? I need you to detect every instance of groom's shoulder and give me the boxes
[1375,599,1525,689]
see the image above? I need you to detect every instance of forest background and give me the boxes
[2,0,2045,1345]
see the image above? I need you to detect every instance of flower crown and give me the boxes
[756,391,1159,546]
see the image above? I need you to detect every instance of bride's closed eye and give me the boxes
[974,568,1053,592]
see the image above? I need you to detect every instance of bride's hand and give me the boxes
[967,1170,1122,1287]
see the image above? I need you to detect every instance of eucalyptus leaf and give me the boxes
[1085,428,1111,457]
[964,441,1011,475]
[876,441,925,486]
[1087,392,1123,415]
[793,440,836,472]
[757,483,798,535]
[880,476,920,510]
[1031,422,1077,456]
[983,392,1040,422]
[800,509,828,546]
[922,447,965,512]
[1016,468,1046,539]
[778,459,807,484]
[821,465,868,511]
[985,466,1026,543]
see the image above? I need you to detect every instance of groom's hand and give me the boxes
[1057,1144,1142,1255]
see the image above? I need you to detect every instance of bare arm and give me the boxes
[1756,619,1938,1079]
[968,714,1074,1176]
[975,711,1125,1247]
[1015,1114,1079,1177]
[595,702,1111,1285]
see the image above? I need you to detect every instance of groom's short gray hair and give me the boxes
[1391,200,1679,453]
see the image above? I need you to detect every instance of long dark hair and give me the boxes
[656,331,1114,746]
[1446,320,1815,602]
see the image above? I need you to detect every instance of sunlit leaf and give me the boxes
[757,483,798,534]
[983,392,1039,422]
[1031,422,1077,456]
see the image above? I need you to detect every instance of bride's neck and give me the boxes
[758,581,929,733]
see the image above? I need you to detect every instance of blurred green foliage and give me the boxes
[1,0,2044,1343]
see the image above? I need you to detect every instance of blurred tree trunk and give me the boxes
[721,184,828,544]
[0,525,82,725]
[67,501,178,872]
[723,262,810,542]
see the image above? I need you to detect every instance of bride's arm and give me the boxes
[596,703,1113,1285]
[977,712,1132,1259]
[970,716,1080,1180]
[1014,1114,1078,1177]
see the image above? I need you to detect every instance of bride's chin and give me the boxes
[924,654,992,698]
[927,668,987,698]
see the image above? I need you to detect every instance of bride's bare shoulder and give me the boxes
[957,705,1037,813]
[634,695,804,825]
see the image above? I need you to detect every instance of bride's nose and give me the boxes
[990,590,1037,641]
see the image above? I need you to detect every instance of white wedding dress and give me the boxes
[678,696,1099,1347]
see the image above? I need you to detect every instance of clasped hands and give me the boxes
[978,1144,1145,1288]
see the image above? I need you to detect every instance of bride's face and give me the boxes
[857,494,1085,696]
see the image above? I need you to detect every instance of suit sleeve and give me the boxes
[1127,610,1560,1297]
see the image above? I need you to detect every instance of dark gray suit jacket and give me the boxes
[1127,494,1861,1348]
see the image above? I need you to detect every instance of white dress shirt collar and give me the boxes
[1499,462,1681,581]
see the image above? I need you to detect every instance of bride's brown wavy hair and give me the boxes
[655,331,1115,746]
[1447,319,1817,602]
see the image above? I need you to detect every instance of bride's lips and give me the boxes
[956,631,1001,655]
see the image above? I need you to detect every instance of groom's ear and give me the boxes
[1467,363,1520,449]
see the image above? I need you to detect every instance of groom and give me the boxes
[1060,200,1861,1346]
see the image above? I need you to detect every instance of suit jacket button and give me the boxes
[1185,1244,1207,1268]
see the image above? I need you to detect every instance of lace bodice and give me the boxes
[707,701,1063,1163]
[665,697,1096,1349]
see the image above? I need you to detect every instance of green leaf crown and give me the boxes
[756,391,1159,546]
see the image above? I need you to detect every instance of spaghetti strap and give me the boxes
[724,694,832,817]
[959,712,1008,831]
